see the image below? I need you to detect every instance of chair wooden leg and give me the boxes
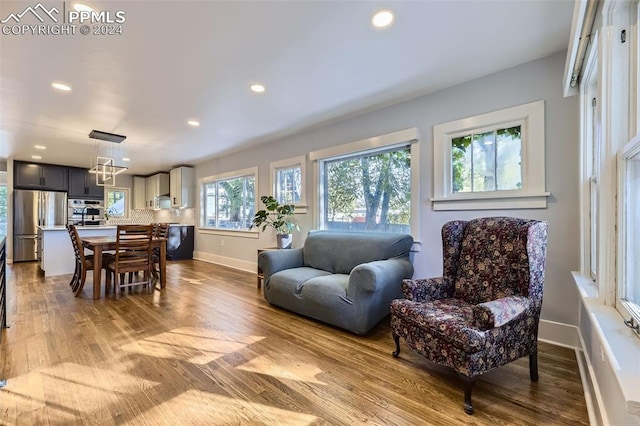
[105,270,112,295]
[70,263,79,288]
[115,272,120,300]
[392,333,401,358]
[460,375,477,415]
[530,351,539,381]
[74,266,87,297]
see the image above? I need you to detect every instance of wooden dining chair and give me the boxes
[66,224,112,297]
[105,224,153,299]
[151,223,169,281]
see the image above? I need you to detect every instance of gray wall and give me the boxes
[195,51,580,326]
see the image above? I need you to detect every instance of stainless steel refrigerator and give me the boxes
[13,190,67,262]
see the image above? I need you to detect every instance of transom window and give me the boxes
[451,125,522,193]
[200,168,256,230]
[432,100,548,210]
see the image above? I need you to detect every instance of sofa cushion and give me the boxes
[302,231,413,274]
[266,267,332,295]
[298,274,350,303]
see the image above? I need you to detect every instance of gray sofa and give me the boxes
[259,230,414,335]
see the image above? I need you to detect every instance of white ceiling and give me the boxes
[0,0,574,176]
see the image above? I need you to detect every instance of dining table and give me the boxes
[81,236,168,300]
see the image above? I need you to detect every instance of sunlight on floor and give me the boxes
[237,352,327,385]
[180,277,204,285]
[0,362,160,421]
[119,327,265,365]
[123,389,319,425]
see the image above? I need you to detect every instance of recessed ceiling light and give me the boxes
[122,157,131,162]
[187,120,200,127]
[371,9,394,28]
[31,155,42,160]
[73,3,96,13]
[34,145,47,150]
[250,83,266,93]
[51,82,72,92]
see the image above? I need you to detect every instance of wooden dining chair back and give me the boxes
[67,224,93,296]
[106,224,153,299]
[151,223,170,280]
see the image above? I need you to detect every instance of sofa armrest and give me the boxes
[259,248,304,281]
[348,258,414,295]
[401,277,453,302]
[472,295,531,330]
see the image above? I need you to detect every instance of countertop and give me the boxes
[39,224,194,231]
[38,225,117,231]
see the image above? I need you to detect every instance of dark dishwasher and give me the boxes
[167,225,194,260]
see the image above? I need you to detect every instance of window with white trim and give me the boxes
[432,100,549,210]
[0,183,6,237]
[619,134,640,333]
[616,0,640,330]
[270,155,307,213]
[309,128,420,237]
[106,187,129,218]
[582,38,601,281]
[200,167,256,231]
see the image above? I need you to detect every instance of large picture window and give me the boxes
[322,147,410,233]
[310,128,419,238]
[200,168,256,231]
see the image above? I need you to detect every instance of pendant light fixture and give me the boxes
[88,130,128,186]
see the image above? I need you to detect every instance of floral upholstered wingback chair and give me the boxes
[390,217,548,415]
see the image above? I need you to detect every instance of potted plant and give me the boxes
[251,195,300,249]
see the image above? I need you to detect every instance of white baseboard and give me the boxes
[193,251,254,274]
[576,333,605,426]
[538,319,580,349]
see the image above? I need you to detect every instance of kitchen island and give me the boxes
[38,225,117,277]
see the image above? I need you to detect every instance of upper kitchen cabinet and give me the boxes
[14,161,68,191]
[169,166,195,208]
[68,168,104,199]
[132,176,147,210]
[145,173,169,209]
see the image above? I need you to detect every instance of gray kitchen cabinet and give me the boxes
[14,161,68,191]
[68,168,104,199]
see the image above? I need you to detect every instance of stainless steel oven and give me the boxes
[68,199,105,226]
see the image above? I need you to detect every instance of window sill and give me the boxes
[293,204,308,214]
[198,228,259,239]
[572,271,640,417]
[430,192,550,211]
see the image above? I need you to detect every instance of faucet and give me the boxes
[81,206,88,226]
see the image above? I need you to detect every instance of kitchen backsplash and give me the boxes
[106,208,195,226]
[154,208,195,225]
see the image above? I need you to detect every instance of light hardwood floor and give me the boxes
[0,260,589,425]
